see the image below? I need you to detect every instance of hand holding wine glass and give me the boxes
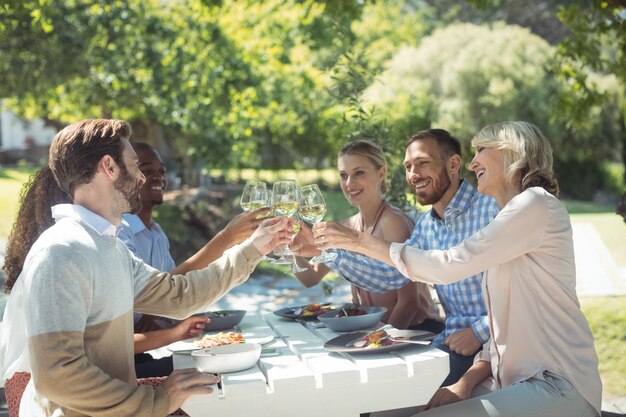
[299,184,337,263]
[271,180,299,264]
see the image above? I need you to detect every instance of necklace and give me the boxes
[358,200,387,235]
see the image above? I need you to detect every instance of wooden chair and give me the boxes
[4,372,187,416]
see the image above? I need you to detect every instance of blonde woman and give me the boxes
[294,140,442,331]
[314,122,601,417]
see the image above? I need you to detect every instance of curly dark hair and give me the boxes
[2,166,70,293]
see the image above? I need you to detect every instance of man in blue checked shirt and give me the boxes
[298,129,500,386]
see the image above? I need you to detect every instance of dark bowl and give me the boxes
[318,306,387,332]
[202,309,246,331]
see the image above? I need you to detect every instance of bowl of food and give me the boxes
[318,305,387,332]
[202,309,246,331]
[192,343,262,373]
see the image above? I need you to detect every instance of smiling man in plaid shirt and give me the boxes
[313,129,500,386]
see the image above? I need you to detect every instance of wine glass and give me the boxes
[287,213,308,273]
[299,184,337,263]
[240,181,272,261]
[271,180,299,265]
[240,181,268,212]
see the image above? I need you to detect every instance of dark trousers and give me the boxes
[134,353,174,378]
[434,343,480,387]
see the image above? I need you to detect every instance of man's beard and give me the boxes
[414,166,452,206]
[114,164,143,214]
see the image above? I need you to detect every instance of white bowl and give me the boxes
[191,343,262,373]
[318,305,387,332]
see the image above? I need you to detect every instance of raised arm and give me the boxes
[312,220,411,292]
[172,208,269,274]
[320,189,548,286]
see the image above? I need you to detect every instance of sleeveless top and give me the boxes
[346,201,442,328]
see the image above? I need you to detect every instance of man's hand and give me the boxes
[291,220,321,257]
[250,217,292,255]
[443,327,481,356]
[419,382,470,412]
[162,368,220,413]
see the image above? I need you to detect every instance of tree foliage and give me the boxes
[362,22,623,198]
[0,0,623,199]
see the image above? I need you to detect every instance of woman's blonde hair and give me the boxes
[339,139,388,193]
[471,121,559,197]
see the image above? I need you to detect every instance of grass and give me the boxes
[580,296,626,400]
[0,168,35,239]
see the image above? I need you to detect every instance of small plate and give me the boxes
[167,328,274,354]
[273,303,333,320]
[324,329,435,354]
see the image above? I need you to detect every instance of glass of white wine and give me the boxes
[240,181,268,212]
[299,184,337,263]
[287,212,308,273]
[271,180,299,265]
[240,181,272,261]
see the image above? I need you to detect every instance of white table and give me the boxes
[174,314,449,417]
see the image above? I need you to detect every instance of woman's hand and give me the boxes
[170,316,209,342]
[250,216,293,255]
[291,220,321,257]
[420,360,491,413]
[312,221,363,252]
[420,381,472,412]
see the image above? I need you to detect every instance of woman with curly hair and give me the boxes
[314,121,601,417]
[1,166,208,384]
[3,167,69,294]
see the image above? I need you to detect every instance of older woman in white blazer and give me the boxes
[313,121,601,417]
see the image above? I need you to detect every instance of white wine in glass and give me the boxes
[288,213,308,273]
[271,180,299,264]
[240,181,268,212]
[271,180,298,216]
[299,184,337,263]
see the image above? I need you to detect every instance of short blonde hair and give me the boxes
[339,139,388,193]
[471,121,559,197]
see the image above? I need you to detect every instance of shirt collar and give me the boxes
[122,213,148,233]
[51,204,119,237]
[429,179,478,220]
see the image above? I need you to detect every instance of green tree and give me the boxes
[0,0,367,170]
[363,22,622,198]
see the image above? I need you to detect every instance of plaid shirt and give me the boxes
[327,180,500,345]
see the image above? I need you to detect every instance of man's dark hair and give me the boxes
[406,128,462,159]
[49,119,131,197]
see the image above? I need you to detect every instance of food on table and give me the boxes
[354,330,396,349]
[293,303,331,316]
[206,311,231,317]
[336,306,367,317]
[194,331,245,348]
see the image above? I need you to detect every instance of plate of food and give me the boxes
[168,327,275,354]
[324,328,435,354]
[273,303,333,320]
